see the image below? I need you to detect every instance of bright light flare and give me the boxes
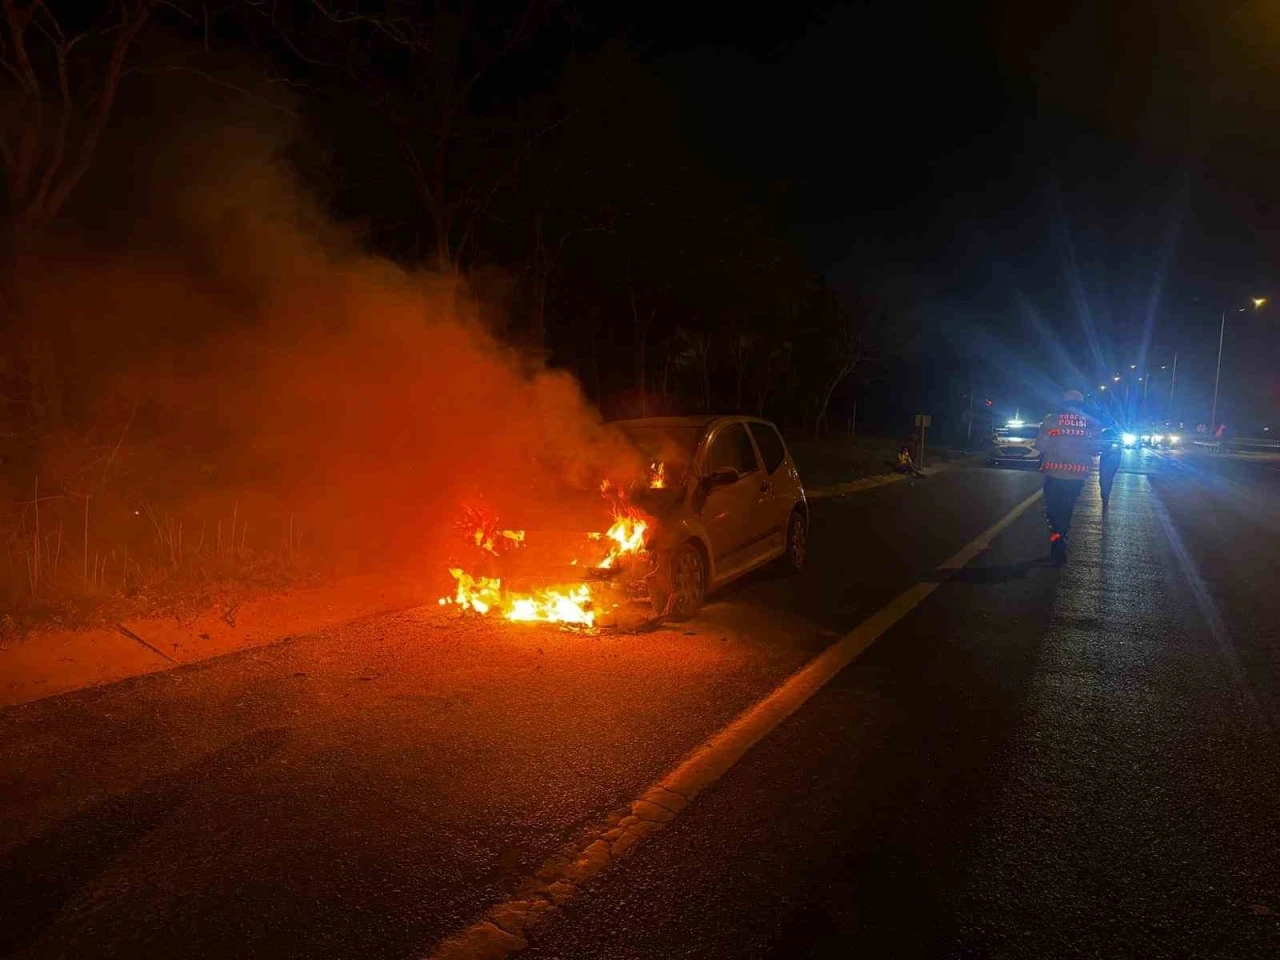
[1122,432,1137,446]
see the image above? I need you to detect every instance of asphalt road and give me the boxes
[2,450,1277,959]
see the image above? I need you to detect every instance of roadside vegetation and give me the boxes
[0,1,929,635]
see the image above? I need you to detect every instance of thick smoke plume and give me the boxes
[6,112,643,603]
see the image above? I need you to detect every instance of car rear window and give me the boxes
[704,423,758,476]
[749,422,787,474]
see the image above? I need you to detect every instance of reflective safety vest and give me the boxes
[1037,410,1102,479]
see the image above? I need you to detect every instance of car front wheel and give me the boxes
[653,542,705,620]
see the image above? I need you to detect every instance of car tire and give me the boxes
[652,542,705,620]
[782,508,807,573]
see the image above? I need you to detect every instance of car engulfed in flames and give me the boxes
[436,415,809,629]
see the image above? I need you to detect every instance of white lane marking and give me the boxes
[428,487,1046,960]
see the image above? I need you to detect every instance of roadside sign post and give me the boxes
[914,414,932,468]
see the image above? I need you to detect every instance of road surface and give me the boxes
[1,449,1276,959]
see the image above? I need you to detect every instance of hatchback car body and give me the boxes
[987,422,1042,467]
[610,415,809,617]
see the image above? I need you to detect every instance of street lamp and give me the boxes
[1210,297,1267,432]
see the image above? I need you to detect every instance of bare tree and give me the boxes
[725,329,758,412]
[258,0,553,273]
[0,0,161,250]
[813,305,867,437]
[628,273,654,416]
[670,327,711,413]
[752,336,792,417]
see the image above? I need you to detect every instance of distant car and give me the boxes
[610,415,809,618]
[1145,430,1182,449]
[987,421,1042,468]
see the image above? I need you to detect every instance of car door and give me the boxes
[747,421,794,558]
[696,422,766,578]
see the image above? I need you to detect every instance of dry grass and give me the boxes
[1,484,313,642]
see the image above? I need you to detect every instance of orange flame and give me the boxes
[445,567,503,614]
[506,585,595,626]
[458,505,524,557]
[440,568,595,626]
[597,513,648,569]
[438,497,644,629]
[649,461,666,488]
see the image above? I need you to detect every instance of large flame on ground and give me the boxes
[441,568,596,626]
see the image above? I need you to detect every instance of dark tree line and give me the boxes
[2,0,881,438]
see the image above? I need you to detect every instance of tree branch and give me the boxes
[43,1,156,219]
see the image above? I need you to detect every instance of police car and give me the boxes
[987,420,1042,468]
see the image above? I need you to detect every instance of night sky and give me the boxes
[618,0,1280,428]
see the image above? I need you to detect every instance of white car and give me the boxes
[987,422,1042,468]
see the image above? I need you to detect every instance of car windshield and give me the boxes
[615,423,705,483]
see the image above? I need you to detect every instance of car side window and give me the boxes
[748,422,787,474]
[704,423,759,478]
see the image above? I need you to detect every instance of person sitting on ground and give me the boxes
[896,445,925,478]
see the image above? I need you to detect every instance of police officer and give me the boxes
[1098,424,1122,510]
[1037,389,1102,564]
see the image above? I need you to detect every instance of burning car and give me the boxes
[439,415,808,625]
[608,415,809,618]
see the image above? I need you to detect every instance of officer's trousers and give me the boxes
[1044,475,1085,539]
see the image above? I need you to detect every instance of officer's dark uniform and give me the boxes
[1098,426,1122,508]
[1037,395,1102,563]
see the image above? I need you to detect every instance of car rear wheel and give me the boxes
[782,508,807,572]
[653,543,705,620]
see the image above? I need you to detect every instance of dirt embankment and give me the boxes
[0,574,432,709]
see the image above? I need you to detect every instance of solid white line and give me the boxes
[428,486,1046,960]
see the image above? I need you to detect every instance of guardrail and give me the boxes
[1191,436,1280,453]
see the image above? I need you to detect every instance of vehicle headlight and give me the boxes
[1122,433,1137,446]
[1168,435,1180,444]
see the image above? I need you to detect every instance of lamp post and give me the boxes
[1210,297,1266,432]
